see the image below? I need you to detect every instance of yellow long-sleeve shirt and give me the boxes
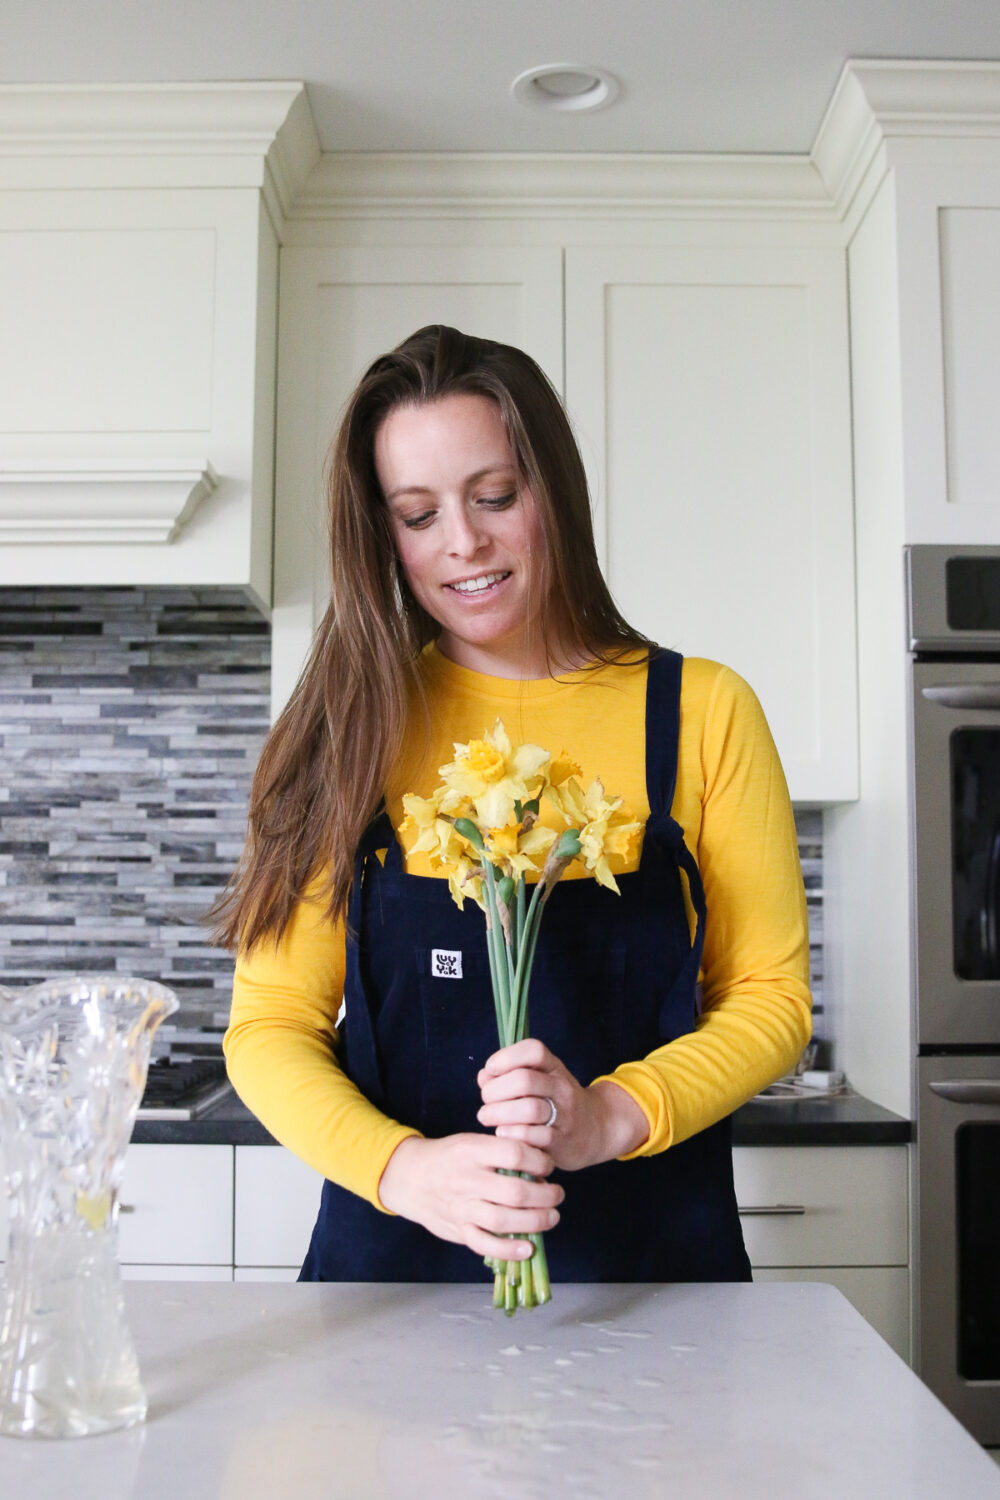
[224,646,812,1208]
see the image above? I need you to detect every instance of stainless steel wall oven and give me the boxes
[907,545,1000,1444]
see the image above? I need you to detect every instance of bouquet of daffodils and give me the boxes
[399,721,641,1314]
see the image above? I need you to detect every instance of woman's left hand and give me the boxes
[477,1038,649,1171]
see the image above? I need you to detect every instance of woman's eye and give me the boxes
[480,493,516,510]
[401,510,435,530]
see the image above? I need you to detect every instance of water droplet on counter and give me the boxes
[601,1327,652,1339]
[596,1345,623,1354]
[540,1442,568,1454]
[570,1348,595,1358]
[554,1357,573,1366]
[634,1376,664,1388]
[441,1311,481,1322]
[670,1342,697,1353]
[523,1343,544,1351]
[589,1399,626,1412]
[500,1344,523,1356]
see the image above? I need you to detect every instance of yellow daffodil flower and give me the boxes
[546,776,643,893]
[438,721,550,818]
[447,855,485,912]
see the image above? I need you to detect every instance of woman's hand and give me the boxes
[476,1038,650,1171]
[376,1132,564,1260]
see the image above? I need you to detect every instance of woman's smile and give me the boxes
[445,569,512,595]
[376,393,550,677]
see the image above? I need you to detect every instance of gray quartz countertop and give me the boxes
[133,1087,912,1147]
[0,1281,994,1499]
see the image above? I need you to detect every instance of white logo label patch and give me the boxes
[431,949,463,979]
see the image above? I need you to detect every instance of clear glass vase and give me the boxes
[0,974,178,1438]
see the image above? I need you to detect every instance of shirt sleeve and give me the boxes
[223,882,421,1210]
[592,661,813,1155]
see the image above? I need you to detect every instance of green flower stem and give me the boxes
[504,1270,517,1316]
[528,1233,551,1304]
[510,882,546,1041]
[481,846,584,1314]
[482,903,506,1042]
[481,860,512,1043]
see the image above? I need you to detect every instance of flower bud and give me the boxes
[453,817,485,851]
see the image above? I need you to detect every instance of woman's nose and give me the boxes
[444,504,485,556]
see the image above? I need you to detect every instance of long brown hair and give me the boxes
[214,325,652,953]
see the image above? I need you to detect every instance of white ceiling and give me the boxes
[3,0,1000,155]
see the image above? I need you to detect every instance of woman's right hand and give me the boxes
[376,1133,563,1260]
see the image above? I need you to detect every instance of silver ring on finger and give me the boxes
[543,1096,558,1128]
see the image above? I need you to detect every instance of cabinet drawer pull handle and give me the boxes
[738,1204,806,1216]
[119,1204,136,1215]
[928,1080,1000,1105]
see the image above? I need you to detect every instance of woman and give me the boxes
[220,324,811,1282]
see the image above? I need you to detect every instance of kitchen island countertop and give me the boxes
[0,1280,994,1499]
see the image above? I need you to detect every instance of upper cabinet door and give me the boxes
[272,246,564,717]
[894,167,1000,544]
[565,246,858,803]
[0,190,277,608]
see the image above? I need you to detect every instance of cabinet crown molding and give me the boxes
[814,60,1000,222]
[0,463,218,545]
[0,82,320,221]
[295,150,832,222]
[291,61,1000,228]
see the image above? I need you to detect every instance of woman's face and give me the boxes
[375,393,550,678]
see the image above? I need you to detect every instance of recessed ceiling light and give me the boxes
[511,64,620,114]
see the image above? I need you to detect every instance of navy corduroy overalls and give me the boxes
[300,649,751,1283]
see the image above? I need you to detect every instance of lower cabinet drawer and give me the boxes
[123,1264,234,1282]
[732,1145,908,1268]
[119,1144,234,1266]
[753,1267,910,1363]
[234,1146,324,1269]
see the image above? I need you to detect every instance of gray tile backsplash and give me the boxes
[0,587,823,1042]
[0,587,269,1029]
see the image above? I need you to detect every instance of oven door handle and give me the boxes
[921,684,1000,710]
[928,1080,1000,1105]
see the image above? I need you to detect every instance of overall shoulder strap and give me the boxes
[643,648,709,1026]
[644,647,683,819]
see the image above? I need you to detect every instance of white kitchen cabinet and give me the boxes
[118,1143,234,1269]
[733,1145,910,1359]
[272,238,857,801]
[890,165,1000,544]
[752,1267,910,1361]
[565,245,857,803]
[123,1263,233,1282]
[0,189,278,608]
[234,1144,323,1272]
